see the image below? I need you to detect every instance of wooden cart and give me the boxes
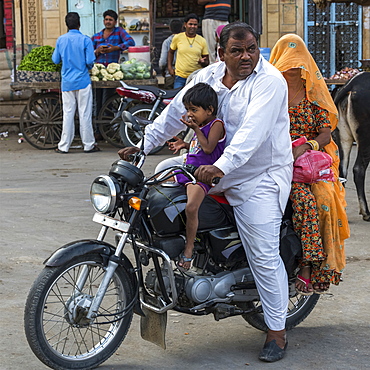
[10,79,157,150]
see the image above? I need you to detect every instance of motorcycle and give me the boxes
[102,80,182,154]
[24,114,320,370]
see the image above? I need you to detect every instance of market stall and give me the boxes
[10,45,157,150]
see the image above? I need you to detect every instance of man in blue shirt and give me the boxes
[52,12,99,153]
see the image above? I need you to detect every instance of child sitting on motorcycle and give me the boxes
[168,82,226,269]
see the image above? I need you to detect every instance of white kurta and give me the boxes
[144,56,294,330]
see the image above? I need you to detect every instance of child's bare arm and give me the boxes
[193,120,224,155]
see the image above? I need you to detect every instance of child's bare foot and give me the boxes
[178,248,194,270]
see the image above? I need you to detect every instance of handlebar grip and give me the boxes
[127,154,135,161]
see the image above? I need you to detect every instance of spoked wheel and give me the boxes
[124,103,165,155]
[97,94,134,148]
[241,287,320,332]
[24,254,135,370]
[20,93,63,150]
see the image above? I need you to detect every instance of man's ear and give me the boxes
[218,47,225,61]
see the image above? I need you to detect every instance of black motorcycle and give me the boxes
[24,114,319,370]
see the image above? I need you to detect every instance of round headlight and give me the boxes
[90,175,117,214]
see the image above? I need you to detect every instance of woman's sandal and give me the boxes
[296,274,314,296]
[313,282,330,294]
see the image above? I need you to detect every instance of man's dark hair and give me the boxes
[184,13,199,24]
[65,12,80,30]
[219,21,259,49]
[103,9,118,21]
[182,83,218,115]
[170,19,183,34]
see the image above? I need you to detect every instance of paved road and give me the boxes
[0,134,369,370]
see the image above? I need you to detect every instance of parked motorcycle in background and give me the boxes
[24,115,319,370]
[97,81,182,153]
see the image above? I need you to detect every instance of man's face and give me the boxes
[219,32,260,80]
[104,15,116,30]
[184,19,198,37]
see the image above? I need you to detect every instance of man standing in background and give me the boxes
[158,19,183,89]
[52,12,99,153]
[198,0,231,64]
[168,13,209,89]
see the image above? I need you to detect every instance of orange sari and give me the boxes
[270,34,350,284]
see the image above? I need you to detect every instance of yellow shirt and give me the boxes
[170,32,208,78]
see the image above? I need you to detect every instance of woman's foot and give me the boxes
[296,266,314,295]
[313,282,330,294]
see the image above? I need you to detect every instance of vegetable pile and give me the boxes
[326,67,360,80]
[90,59,152,81]
[17,46,61,72]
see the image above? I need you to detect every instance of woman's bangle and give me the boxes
[306,140,319,151]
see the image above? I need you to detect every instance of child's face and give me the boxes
[185,103,214,126]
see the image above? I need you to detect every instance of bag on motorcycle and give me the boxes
[279,219,302,275]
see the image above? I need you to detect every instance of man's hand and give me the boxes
[118,146,140,161]
[195,165,224,185]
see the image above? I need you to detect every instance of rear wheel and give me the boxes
[24,254,135,370]
[241,290,320,332]
[97,94,134,148]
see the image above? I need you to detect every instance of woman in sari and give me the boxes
[270,34,350,294]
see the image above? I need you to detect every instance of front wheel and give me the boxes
[241,291,320,332]
[24,254,135,370]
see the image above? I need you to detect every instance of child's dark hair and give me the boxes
[182,83,218,115]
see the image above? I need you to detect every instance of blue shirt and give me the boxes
[52,29,95,92]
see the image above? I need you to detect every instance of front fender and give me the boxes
[44,239,144,316]
[44,239,114,267]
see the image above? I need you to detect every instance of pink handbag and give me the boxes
[292,137,335,183]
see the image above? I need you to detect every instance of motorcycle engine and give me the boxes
[185,268,255,304]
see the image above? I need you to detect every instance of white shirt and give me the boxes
[144,56,293,206]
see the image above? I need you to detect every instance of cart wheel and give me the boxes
[97,94,134,148]
[20,93,63,150]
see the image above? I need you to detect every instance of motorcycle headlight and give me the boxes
[90,175,118,214]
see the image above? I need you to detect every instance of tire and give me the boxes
[241,290,320,332]
[24,254,135,370]
[20,93,63,150]
[97,94,134,148]
[124,104,166,155]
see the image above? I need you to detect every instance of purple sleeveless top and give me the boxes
[176,118,226,193]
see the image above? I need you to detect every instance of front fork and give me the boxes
[86,228,131,320]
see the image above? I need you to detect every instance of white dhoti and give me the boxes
[233,174,289,330]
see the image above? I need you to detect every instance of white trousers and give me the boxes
[202,19,228,64]
[59,84,95,152]
[233,174,288,330]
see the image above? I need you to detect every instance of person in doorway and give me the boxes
[198,0,230,64]
[158,19,183,89]
[269,33,350,295]
[91,9,135,138]
[52,12,99,154]
[119,22,293,362]
[168,13,209,89]
[169,83,225,269]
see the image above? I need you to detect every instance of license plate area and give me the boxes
[93,213,130,233]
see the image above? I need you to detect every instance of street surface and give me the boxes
[0,133,369,370]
